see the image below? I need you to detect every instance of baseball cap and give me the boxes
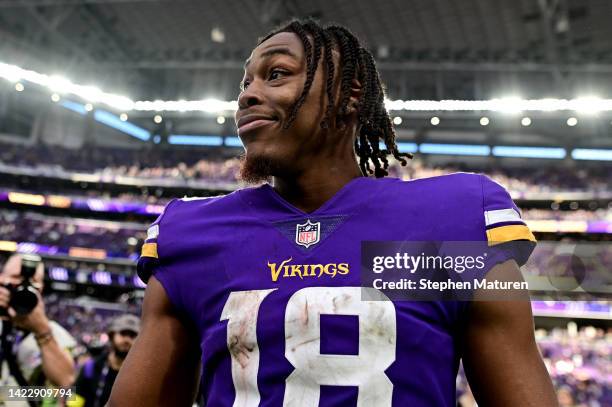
[109,314,141,334]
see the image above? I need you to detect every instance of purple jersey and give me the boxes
[137,173,536,406]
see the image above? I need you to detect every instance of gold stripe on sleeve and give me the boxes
[487,225,536,246]
[141,242,159,258]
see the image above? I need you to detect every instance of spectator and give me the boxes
[70,314,140,407]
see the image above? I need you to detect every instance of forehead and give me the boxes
[259,31,304,52]
[245,31,340,69]
[246,32,305,66]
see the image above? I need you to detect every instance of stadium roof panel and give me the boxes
[1,0,612,101]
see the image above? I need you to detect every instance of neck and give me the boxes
[272,148,363,214]
[108,352,124,370]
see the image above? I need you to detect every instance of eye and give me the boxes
[268,69,288,81]
[240,80,250,91]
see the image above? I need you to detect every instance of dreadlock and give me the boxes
[257,19,412,178]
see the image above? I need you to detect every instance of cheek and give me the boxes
[293,74,327,130]
[275,81,306,116]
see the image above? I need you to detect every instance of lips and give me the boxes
[237,114,277,134]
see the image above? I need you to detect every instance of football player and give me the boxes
[109,19,556,406]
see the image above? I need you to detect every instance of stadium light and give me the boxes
[566,117,578,126]
[120,113,128,121]
[6,60,612,115]
[61,100,87,115]
[492,146,566,159]
[211,27,226,43]
[84,103,93,112]
[572,96,603,114]
[393,116,402,125]
[168,135,223,146]
[571,148,612,161]
[385,99,405,111]
[224,137,243,147]
[0,62,135,111]
[395,142,418,153]
[134,99,237,113]
[47,75,71,93]
[521,117,531,126]
[479,117,489,126]
[153,115,163,124]
[430,116,440,125]
[15,83,24,92]
[217,116,226,124]
[94,110,150,141]
[0,63,22,82]
[375,141,417,153]
[420,143,490,156]
[51,93,60,102]
[494,97,523,113]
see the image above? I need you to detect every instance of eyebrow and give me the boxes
[244,47,299,69]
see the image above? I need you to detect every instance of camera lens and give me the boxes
[20,254,42,280]
[10,287,38,315]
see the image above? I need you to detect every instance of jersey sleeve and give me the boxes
[480,174,536,267]
[136,199,178,283]
[136,199,186,314]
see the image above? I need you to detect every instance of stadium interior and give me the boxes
[0,0,610,405]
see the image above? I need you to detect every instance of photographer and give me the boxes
[70,315,139,407]
[0,254,76,406]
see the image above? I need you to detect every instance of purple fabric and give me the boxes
[138,173,535,406]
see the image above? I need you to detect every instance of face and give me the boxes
[1,255,44,290]
[111,329,136,357]
[235,31,342,182]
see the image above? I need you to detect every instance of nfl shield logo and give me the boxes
[295,219,321,248]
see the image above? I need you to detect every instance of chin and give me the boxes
[238,149,286,184]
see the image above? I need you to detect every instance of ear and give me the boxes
[344,78,362,115]
[342,78,363,116]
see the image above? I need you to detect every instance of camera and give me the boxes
[0,255,43,316]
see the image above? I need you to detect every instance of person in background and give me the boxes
[70,314,139,407]
[0,254,76,407]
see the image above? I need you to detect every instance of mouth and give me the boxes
[237,116,278,135]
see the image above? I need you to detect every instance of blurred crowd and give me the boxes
[42,288,611,407]
[0,141,241,183]
[1,142,610,406]
[1,209,611,260]
[0,210,146,257]
[1,141,611,193]
[524,242,612,283]
[538,326,611,406]
[44,295,612,407]
[456,326,611,407]
[522,208,612,221]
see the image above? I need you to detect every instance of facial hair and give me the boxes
[114,349,129,359]
[115,349,129,359]
[238,153,284,184]
[111,338,131,360]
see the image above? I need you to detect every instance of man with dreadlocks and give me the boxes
[109,19,556,406]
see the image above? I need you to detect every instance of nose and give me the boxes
[237,82,264,110]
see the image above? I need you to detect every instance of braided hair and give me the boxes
[257,19,412,178]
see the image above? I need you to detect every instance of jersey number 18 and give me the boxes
[221,287,397,406]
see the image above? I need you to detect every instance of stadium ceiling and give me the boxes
[1,0,612,101]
